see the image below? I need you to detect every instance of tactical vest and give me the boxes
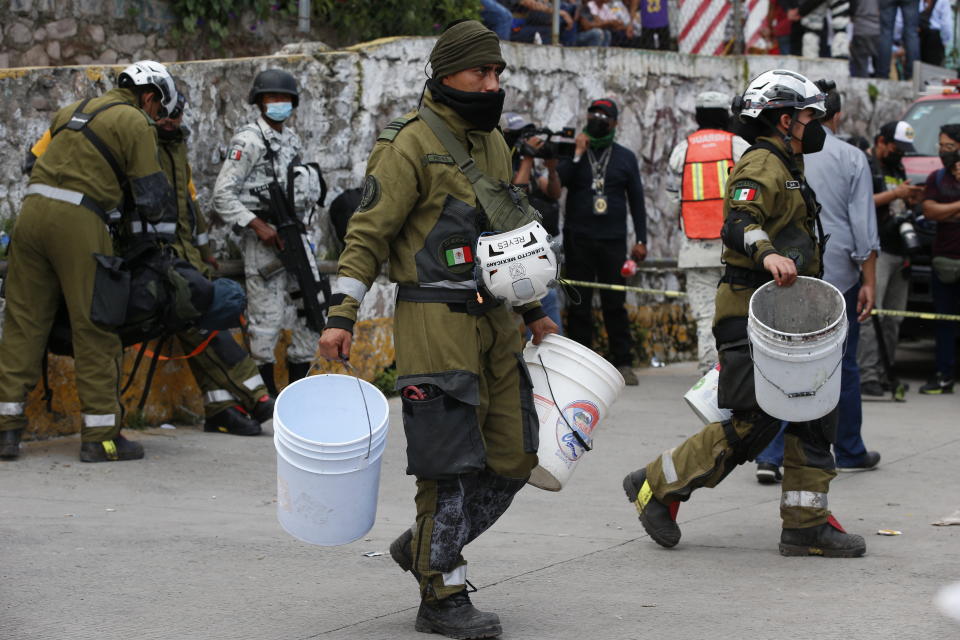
[681,129,734,239]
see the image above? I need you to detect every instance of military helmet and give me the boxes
[733,69,826,123]
[248,69,299,108]
[118,60,178,118]
[696,90,729,110]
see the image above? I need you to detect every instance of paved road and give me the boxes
[2,340,958,640]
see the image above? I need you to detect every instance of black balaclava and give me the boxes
[428,78,505,132]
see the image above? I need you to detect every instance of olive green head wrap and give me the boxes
[429,20,506,80]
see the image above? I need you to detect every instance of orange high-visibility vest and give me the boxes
[680,129,735,239]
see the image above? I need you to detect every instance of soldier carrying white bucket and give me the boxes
[622,69,868,558]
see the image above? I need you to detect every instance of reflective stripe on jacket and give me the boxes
[681,129,734,239]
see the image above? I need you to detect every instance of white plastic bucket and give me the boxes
[684,363,732,425]
[522,334,625,491]
[747,276,847,422]
[273,374,390,546]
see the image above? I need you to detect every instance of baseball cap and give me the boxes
[588,98,619,120]
[879,120,916,153]
[696,91,729,110]
[500,112,534,132]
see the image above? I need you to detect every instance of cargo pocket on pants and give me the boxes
[398,371,485,479]
[90,253,130,329]
[515,354,540,454]
[717,339,760,412]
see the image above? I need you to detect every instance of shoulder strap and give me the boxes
[936,167,946,190]
[418,107,485,185]
[52,99,133,191]
[377,114,417,142]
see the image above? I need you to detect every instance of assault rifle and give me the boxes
[257,164,330,334]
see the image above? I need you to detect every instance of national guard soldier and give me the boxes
[0,61,177,461]
[622,69,867,558]
[155,93,275,436]
[213,69,325,396]
[667,90,750,375]
[319,20,558,639]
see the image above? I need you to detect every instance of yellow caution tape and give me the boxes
[561,279,960,322]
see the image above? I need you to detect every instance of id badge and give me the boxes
[593,195,608,215]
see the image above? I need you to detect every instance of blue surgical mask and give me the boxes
[265,101,293,122]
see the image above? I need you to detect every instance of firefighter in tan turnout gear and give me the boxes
[0,61,177,461]
[623,69,867,558]
[319,20,557,640]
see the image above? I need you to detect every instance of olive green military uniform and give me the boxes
[327,90,542,602]
[0,88,172,442]
[643,136,837,529]
[157,130,269,418]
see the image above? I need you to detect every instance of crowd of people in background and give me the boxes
[480,0,673,50]
[768,0,955,79]
[480,0,959,81]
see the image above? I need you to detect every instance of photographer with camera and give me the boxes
[918,124,960,395]
[858,120,924,398]
[502,113,565,330]
[557,98,647,385]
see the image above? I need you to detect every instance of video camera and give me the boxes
[513,126,577,160]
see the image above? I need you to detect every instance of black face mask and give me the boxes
[157,126,181,141]
[427,79,505,132]
[585,118,611,138]
[800,119,826,154]
[941,150,960,169]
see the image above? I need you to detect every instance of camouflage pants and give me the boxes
[241,235,319,365]
[684,267,722,375]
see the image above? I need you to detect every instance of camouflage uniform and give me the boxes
[212,116,323,366]
[643,135,838,530]
[157,127,270,418]
[327,90,542,602]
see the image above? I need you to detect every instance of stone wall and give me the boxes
[0,0,319,68]
[0,40,916,437]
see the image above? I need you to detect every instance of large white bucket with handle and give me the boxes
[522,334,625,491]
[684,363,732,425]
[273,374,390,546]
[747,276,847,422]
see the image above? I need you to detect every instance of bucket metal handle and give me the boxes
[748,337,846,400]
[308,357,375,460]
[537,351,593,452]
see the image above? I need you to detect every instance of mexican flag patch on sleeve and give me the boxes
[732,180,761,201]
[445,246,473,266]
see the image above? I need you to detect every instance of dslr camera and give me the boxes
[514,126,577,160]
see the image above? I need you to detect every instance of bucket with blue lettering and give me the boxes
[273,374,389,546]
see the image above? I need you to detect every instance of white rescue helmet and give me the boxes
[118,60,178,118]
[476,221,559,306]
[734,69,826,122]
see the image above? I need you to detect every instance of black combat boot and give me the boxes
[389,527,421,584]
[779,518,866,558]
[204,406,262,436]
[79,433,145,463]
[257,363,278,397]
[252,394,275,429]
[287,361,311,384]
[623,468,681,548]
[0,428,23,460]
[415,590,502,639]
